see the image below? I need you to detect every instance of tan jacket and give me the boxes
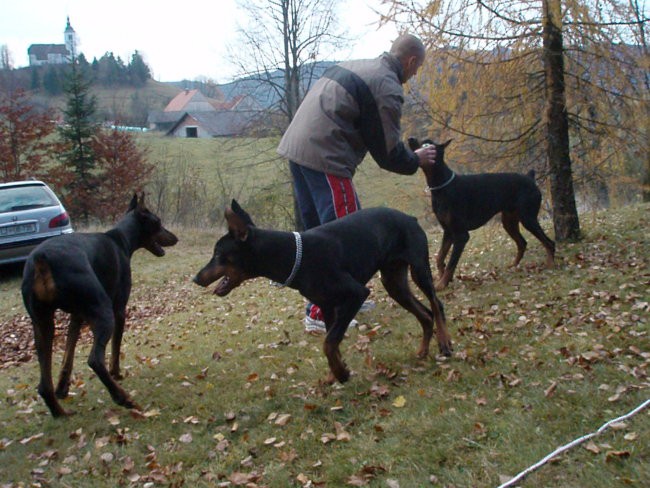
[277,53,419,178]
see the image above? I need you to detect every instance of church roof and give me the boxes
[28,44,70,59]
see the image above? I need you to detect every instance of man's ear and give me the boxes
[225,205,250,241]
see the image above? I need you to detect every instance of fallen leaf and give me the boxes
[544,381,558,398]
[392,395,406,408]
[19,433,44,445]
[605,450,630,462]
[335,422,351,442]
[100,452,114,463]
[275,413,292,426]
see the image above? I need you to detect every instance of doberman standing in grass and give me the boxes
[194,200,452,384]
[21,194,178,417]
[408,138,555,290]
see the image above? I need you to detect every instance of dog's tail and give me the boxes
[32,256,57,302]
[526,169,536,180]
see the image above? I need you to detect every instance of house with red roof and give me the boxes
[148,88,261,138]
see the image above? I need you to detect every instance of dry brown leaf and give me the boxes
[605,450,631,462]
[584,441,600,454]
[335,422,351,442]
[275,413,292,426]
[544,381,558,398]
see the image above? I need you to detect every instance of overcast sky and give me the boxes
[1,0,399,83]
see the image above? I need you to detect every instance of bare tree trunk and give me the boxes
[542,0,581,241]
[281,0,305,229]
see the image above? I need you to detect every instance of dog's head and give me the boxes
[408,137,452,164]
[128,193,178,257]
[193,199,255,296]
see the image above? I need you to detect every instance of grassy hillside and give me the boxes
[31,79,180,124]
[135,133,447,230]
[0,201,647,487]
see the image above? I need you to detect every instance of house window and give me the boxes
[185,127,198,138]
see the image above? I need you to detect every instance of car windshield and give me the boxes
[0,186,58,214]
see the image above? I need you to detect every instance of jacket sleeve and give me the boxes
[364,87,420,175]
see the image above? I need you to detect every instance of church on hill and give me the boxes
[28,17,77,66]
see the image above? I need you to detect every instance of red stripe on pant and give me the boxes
[307,175,358,326]
[326,174,358,218]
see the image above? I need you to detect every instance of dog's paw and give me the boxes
[110,370,124,380]
[439,342,453,357]
[52,407,75,418]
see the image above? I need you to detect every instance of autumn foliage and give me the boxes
[91,128,154,221]
[0,89,58,182]
[0,87,155,222]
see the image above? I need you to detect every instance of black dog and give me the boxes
[409,138,555,290]
[194,200,452,384]
[21,194,178,417]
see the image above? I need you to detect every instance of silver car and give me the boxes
[0,180,74,266]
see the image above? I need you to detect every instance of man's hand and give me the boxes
[415,145,437,167]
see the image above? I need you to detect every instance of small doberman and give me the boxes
[194,200,452,384]
[21,194,178,417]
[409,137,555,290]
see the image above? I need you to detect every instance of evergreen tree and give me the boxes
[30,68,40,91]
[128,51,151,87]
[58,61,99,223]
[42,66,62,95]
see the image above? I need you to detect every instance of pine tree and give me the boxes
[58,61,99,223]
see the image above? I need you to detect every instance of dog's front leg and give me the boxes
[437,231,469,290]
[321,305,350,383]
[436,231,452,278]
[321,286,369,383]
[323,339,349,384]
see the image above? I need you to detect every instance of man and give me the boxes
[277,33,436,333]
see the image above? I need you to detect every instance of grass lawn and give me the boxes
[0,197,647,486]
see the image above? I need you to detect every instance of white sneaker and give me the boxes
[303,316,358,333]
[359,300,376,312]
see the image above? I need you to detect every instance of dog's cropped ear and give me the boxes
[441,139,453,149]
[225,200,254,241]
[225,207,249,241]
[230,199,255,227]
[407,137,421,151]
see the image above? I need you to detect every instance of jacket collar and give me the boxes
[380,52,405,84]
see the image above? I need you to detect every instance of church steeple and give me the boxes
[64,16,77,60]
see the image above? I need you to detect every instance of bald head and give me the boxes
[390,34,425,62]
[389,34,425,82]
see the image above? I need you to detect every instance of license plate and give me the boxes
[0,222,37,236]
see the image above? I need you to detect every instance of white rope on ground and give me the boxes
[497,398,650,488]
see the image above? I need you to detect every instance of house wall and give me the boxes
[170,117,211,138]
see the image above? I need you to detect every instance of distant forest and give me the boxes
[6,51,151,95]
